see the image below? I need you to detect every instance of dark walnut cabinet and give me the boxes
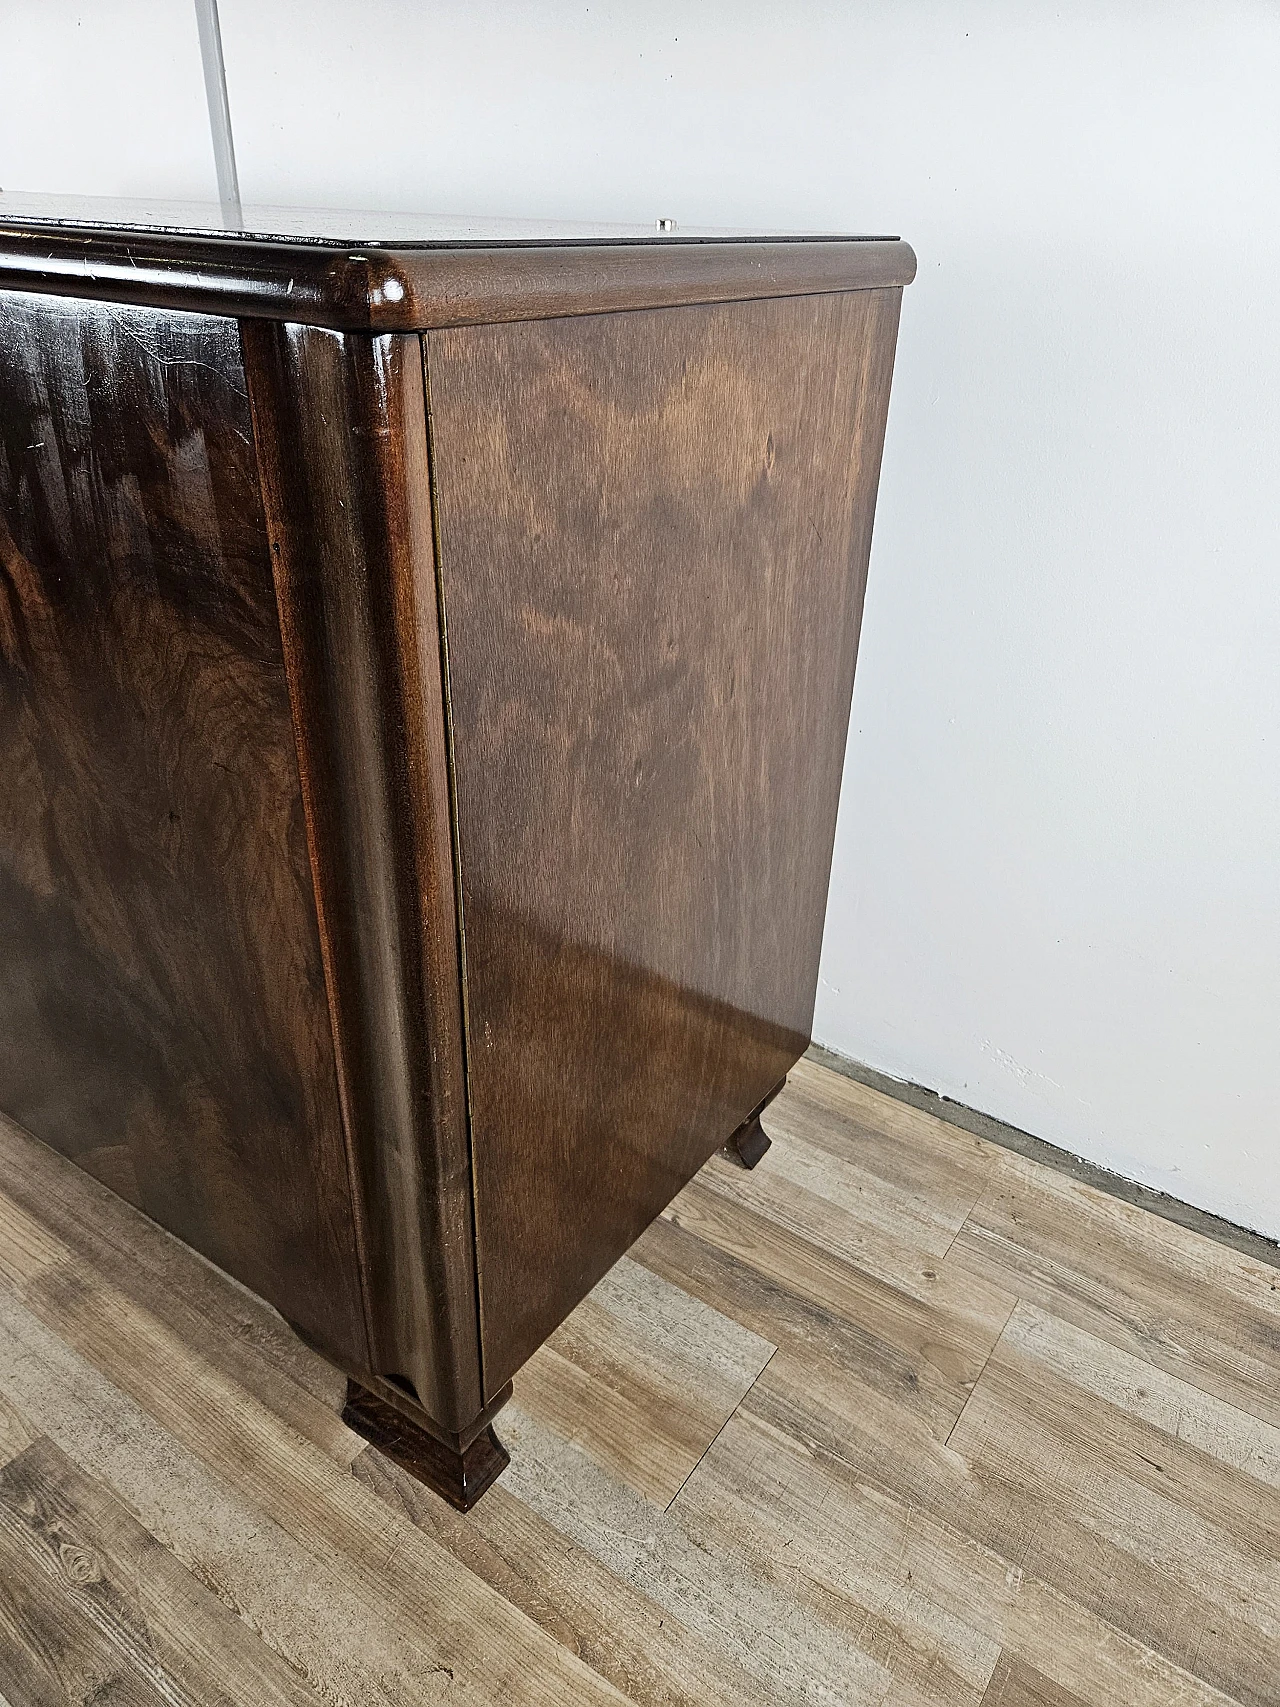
[0,197,913,1506]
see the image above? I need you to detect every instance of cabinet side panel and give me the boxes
[241,322,482,1432]
[0,291,367,1361]
[425,288,903,1393]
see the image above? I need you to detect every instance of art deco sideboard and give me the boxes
[0,197,913,1506]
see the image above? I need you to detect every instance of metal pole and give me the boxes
[193,0,242,224]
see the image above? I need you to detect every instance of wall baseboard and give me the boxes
[804,1043,1280,1273]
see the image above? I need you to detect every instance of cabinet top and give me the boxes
[0,193,915,332]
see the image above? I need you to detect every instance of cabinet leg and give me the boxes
[730,1112,772,1169]
[727,1077,787,1169]
[342,1381,510,1511]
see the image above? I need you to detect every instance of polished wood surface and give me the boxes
[0,291,366,1363]
[242,322,481,1434]
[2,224,910,1467]
[0,196,916,331]
[425,288,903,1393]
[0,1055,1274,1705]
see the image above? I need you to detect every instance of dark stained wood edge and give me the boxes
[383,238,917,331]
[0,228,916,331]
[241,321,484,1435]
[342,1381,510,1510]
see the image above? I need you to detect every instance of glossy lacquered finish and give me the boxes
[0,292,367,1363]
[241,320,481,1432]
[0,206,909,1502]
[0,194,916,333]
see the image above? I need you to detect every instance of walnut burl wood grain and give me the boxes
[241,321,483,1433]
[0,291,367,1362]
[425,287,903,1395]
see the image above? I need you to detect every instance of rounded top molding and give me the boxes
[0,195,915,331]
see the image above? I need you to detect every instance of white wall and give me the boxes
[4,2,1279,1236]
[0,4,212,199]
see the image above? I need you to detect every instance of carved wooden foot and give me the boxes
[727,1077,787,1169]
[342,1381,510,1511]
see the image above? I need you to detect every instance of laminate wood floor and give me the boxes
[0,1056,1275,1705]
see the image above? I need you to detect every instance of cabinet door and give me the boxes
[0,292,367,1363]
[424,288,903,1394]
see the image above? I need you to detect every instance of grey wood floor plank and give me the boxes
[724,1372,1247,1707]
[0,1435,325,1707]
[980,1655,1093,1706]
[0,1114,353,1447]
[352,1444,776,1707]
[498,1399,901,1705]
[0,1264,628,1707]
[0,1059,1274,1707]
[0,1450,174,1707]
[512,1254,774,1506]
[950,1151,1280,1430]
[634,1175,1016,1444]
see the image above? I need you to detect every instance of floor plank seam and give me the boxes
[807,1044,1280,1272]
[940,1174,998,1266]
[662,1346,777,1514]
[944,1289,1020,1450]
[2,1056,1277,1705]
